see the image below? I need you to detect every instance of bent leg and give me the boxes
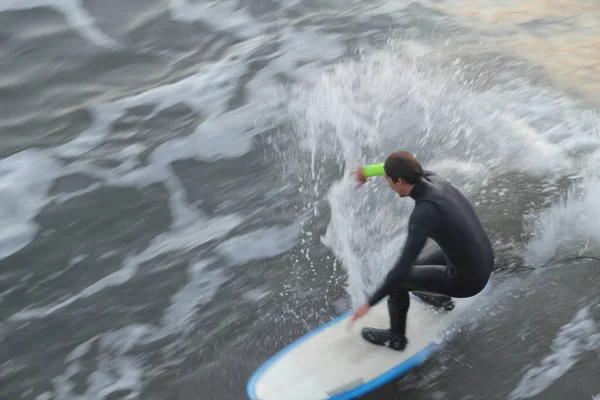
[414,248,447,267]
[362,262,457,351]
[374,264,457,347]
[412,249,455,309]
[362,250,463,350]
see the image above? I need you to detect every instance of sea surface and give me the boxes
[1,1,599,399]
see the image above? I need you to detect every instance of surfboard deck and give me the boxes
[247,284,491,400]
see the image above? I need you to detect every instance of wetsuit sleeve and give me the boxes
[362,163,385,177]
[368,201,441,306]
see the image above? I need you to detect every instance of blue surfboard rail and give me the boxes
[247,283,492,400]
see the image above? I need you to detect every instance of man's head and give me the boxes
[383,151,423,197]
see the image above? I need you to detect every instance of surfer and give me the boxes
[350,151,494,351]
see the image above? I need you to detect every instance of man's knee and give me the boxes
[415,248,447,266]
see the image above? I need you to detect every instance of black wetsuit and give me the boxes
[366,170,494,340]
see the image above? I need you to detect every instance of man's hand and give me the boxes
[351,303,371,322]
[354,167,368,187]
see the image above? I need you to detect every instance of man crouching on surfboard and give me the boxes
[350,151,494,351]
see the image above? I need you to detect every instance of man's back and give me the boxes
[411,171,494,280]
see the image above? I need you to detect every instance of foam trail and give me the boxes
[167,0,263,39]
[9,258,139,321]
[161,258,224,335]
[0,149,62,260]
[57,50,250,159]
[2,21,283,321]
[159,224,302,338]
[50,324,151,399]
[216,224,301,266]
[56,106,126,159]
[9,213,242,322]
[255,28,346,85]
[0,0,118,48]
[523,173,600,266]
[53,46,269,233]
[0,2,346,266]
[508,307,600,400]
[37,256,233,396]
[85,326,150,399]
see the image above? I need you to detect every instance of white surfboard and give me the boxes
[247,284,491,400]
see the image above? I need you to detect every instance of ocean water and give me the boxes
[0,1,599,399]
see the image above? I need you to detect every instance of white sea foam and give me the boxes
[0,1,350,267]
[0,20,341,316]
[42,257,231,398]
[162,258,225,333]
[35,392,52,400]
[9,258,139,321]
[0,0,118,48]
[57,49,251,160]
[167,0,263,39]
[523,174,600,266]
[0,39,258,262]
[40,219,292,396]
[259,27,346,84]
[9,213,241,322]
[0,149,62,260]
[508,307,600,400]
[216,224,301,266]
[50,324,152,399]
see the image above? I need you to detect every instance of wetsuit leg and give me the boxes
[362,249,458,350]
[412,249,454,308]
[414,248,447,266]
[384,256,483,343]
[385,263,458,343]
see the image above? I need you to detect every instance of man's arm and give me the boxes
[354,163,385,186]
[362,163,385,177]
[367,201,441,306]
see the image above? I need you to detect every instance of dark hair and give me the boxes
[384,151,423,184]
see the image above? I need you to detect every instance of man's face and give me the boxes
[385,175,411,197]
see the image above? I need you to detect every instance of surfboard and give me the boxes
[247,284,491,400]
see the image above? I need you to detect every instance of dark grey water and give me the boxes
[1,1,599,400]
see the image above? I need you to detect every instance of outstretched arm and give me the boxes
[367,201,441,306]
